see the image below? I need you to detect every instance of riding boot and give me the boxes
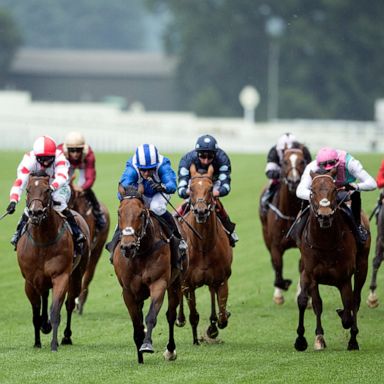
[85,188,106,230]
[288,204,310,247]
[160,211,188,270]
[105,225,121,264]
[350,191,368,244]
[63,208,86,255]
[215,200,238,247]
[261,182,279,214]
[10,212,29,250]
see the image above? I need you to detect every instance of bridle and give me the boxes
[26,185,52,225]
[281,149,305,192]
[189,175,215,223]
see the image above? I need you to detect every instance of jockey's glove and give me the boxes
[266,170,280,180]
[345,183,359,191]
[7,201,16,214]
[149,179,166,193]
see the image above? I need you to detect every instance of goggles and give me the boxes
[36,156,55,164]
[68,147,83,153]
[318,159,337,168]
[198,152,215,160]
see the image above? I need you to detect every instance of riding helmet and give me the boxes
[134,144,160,169]
[33,136,57,156]
[195,134,218,153]
[65,131,85,148]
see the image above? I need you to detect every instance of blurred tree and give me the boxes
[148,0,384,120]
[0,8,22,85]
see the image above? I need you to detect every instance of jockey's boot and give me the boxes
[160,211,188,269]
[63,208,86,255]
[105,226,120,264]
[86,189,107,230]
[220,216,239,247]
[10,213,29,250]
[350,191,368,245]
[261,182,279,214]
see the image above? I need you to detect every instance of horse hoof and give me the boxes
[348,341,359,351]
[140,343,154,353]
[367,292,379,308]
[314,335,326,350]
[41,322,52,334]
[294,337,308,351]
[61,337,73,345]
[34,342,42,349]
[163,349,177,361]
[273,295,285,305]
[176,319,186,327]
[207,325,219,338]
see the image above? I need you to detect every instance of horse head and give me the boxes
[189,163,215,223]
[117,183,149,258]
[281,148,306,193]
[309,170,338,228]
[26,171,52,225]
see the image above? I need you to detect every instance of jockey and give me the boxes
[261,132,312,213]
[106,143,187,265]
[7,135,85,252]
[58,131,107,230]
[176,134,238,247]
[296,147,377,245]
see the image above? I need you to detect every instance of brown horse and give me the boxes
[177,164,233,344]
[367,197,384,308]
[259,148,307,304]
[16,171,90,351]
[294,172,370,351]
[112,184,184,364]
[69,188,110,314]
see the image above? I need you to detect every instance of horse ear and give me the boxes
[190,163,197,176]
[207,164,214,177]
[118,183,126,196]
[137,183,145,194]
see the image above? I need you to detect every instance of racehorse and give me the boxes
[16,171,90,351]
[294,171,370,351]
[259,147,307,304]
[176,163,233,344]
[68,188,110,314]
[112,184,184,364]
[367,197,384,308]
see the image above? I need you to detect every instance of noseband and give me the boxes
[190,175,215,223]
[27,193,52,225]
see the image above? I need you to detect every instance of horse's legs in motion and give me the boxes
[186,290,200,345]
[176,291,186,327]
[217,280,230,330]
[50,275,69,352]
[25,282,42,348]
[367,244,383,308]
[163,283,181,361]
[310,284,326,350]
[206,287,219,339]
[271,246,292,303]
[140,280,167,354]
[41,289,52,334]
[294,274,309,351]
[123,288,145,364]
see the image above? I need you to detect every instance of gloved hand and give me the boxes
[148,179,166,193]
[266,170,280,180]
[7,201,16,214]
[344,183,359,191]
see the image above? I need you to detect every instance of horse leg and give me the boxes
[50,274,69,352]
[122,288,145,364]
[310,284,326,350]
[176,291,186,327]
[163,283,181,361]
[271,246,292,304]
[336,282,354,330]
[294,274,309,351]
[41,289,52,334]
[140,280,167,354]
[185,290,200,345]
[25,282,42,348]
[206,286,219,339]
[367,245,383,308]
[217,280,231,330]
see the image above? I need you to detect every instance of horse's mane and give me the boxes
[122,185,144,201]
[30,170,49,177]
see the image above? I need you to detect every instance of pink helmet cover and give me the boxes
[316,147,339,170]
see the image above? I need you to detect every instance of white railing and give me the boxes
[0,90,380,153]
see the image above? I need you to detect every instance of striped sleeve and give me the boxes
[9,152,33,202]
[51,151,70,190]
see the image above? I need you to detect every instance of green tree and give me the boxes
[0,8,22,85]
[149,0,384,120]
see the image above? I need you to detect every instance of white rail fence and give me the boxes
[0,90,381,154]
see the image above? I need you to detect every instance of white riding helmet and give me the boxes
[276,132,296,151]
[65,131,85,148]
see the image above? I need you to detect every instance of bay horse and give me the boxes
[259,147,307,304]
[367,197,384,308]
[69,188,110,314]
[16,171,90,351]
[177,164,233,344]
[112,184,185,364]
[295,172,370,351]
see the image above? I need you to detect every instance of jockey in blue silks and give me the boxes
[106,143,187,265]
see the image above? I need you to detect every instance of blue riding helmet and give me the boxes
[195,134,218,153]
[134,144,159,169]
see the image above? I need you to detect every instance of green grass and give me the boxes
[1,151,384,384]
